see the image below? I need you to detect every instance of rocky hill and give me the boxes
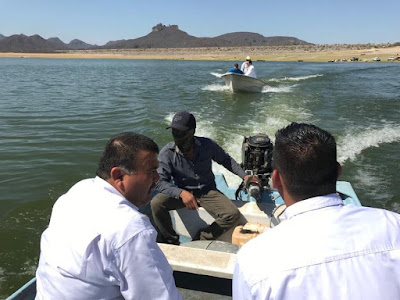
[0,34,64,52]
[215,32,310,46]
[0,24,313,52]
[102,24,312,49]
[68,39,93,50]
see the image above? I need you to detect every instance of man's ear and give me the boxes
[336,162,342,179]
[272,169,282,190]
[110,167,125,190]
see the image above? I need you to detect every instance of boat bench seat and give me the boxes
[158,243,236,279]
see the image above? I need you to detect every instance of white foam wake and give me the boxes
[262,85,297,93]
[210,72,224,78]
[338,125,400,163]
[268,74,323,83]
[201,84,230,92]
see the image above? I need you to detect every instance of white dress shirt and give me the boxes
[233,194,400,300]
[241,61,248,73]
[244,64,257,78]
[36,177,182,300]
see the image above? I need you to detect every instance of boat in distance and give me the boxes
[221,72,267,93]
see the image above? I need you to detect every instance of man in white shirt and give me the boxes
[240,56,257,78]
[36,132,182,300]
[233,123,400,300]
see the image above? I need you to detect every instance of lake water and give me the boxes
[0,58,399,297]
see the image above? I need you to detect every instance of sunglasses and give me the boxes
[172,129,191,139]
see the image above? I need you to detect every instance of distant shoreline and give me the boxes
[1,45,399,62]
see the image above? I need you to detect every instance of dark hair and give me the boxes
[234,63,239,67]
[96,132,159,180]
[273,123,338,200]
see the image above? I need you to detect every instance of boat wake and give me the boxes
[261,85,297,93]
[201,84,230,92]
[267,74,323,83]
[337,124,400,164]
[210,72,224,78]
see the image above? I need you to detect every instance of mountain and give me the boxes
[0,34,61,52]
[102,24,224,49]
[0,24,313,52]
[47,37,68,49]
[68,39,94,50]
[215,32,311,46]
[101,24,313,49]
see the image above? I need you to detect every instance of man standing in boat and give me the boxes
[36,132,182,300]
[241,56,257,78]
[151,111,248,245]
[233,123,400,299]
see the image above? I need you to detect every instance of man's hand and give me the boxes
[180,190,199,210]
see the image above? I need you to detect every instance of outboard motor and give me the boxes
[238,133,273,202]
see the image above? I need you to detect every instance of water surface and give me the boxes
[1,58,399,297]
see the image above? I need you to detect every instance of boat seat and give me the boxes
[181,240,239,254]
[158,243,237,279]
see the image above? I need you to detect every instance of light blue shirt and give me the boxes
[36,177,182,300]
[233,194,400,300]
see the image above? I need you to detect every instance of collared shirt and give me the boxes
[241,61,248,73]
[156,136,246,199]
[233,194,400,300]
[240,62,257,78]
[244,64,257,78]
[36,177,182,300]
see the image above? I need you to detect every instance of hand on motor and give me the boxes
[180,190,199,210]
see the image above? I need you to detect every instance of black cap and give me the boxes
[166,111,196,131]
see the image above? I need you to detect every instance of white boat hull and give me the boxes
[221,73,266,93]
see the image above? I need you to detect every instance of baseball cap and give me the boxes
[246,56,251,60]
[166,111,196,131]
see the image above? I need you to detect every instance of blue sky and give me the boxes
[1,0,399,45]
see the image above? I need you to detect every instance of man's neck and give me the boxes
[183,148,194,160]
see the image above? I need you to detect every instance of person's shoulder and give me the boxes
[358,205,400,221]
[196,136,217,147]
[236,230,285,280]
[159,142,175,155]
[105,204,156,247]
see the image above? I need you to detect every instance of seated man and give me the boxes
[151,111,248,245]
[228,63,244,74]
[36,132,182,299]
[233,123,400,299]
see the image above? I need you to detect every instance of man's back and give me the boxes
[36,177,180,299]
[234,194,400,299]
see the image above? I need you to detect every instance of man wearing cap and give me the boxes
[240,56,257,78]
[151,111,248,245]
[228,63,244,74]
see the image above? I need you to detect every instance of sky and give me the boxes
[1,0,399,46]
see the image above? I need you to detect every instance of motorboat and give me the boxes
[6,134,362,299]
[221,73,267,93]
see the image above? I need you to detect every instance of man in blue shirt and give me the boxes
[228,63,244,74]
[151,111,248,245]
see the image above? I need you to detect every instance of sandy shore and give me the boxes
[1,45,399,62]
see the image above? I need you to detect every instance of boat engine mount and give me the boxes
[236,133,274,202]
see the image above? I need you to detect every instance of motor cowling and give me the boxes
[240,133,274,201]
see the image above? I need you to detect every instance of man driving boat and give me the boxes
[151,111,248,245]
